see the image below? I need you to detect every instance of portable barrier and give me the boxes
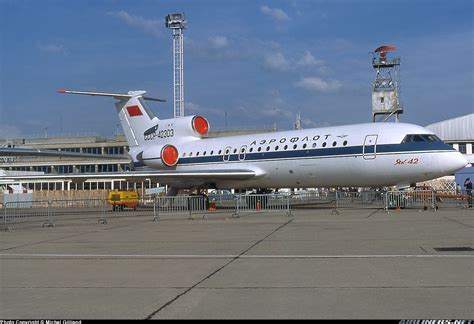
[1,190,471,230]
[290,191,337,210]
[48,199,108,225]
[335,191,386,210]
[385,190,436,211]
[208,194,238,210]
[152,195,209,221]
[2,200,51,230]
[232,194,292,217]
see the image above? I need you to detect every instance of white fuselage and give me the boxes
[133,122,467,189]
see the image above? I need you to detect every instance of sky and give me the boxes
[0,0,473,138]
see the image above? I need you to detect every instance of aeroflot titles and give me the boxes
[249,133,349,146]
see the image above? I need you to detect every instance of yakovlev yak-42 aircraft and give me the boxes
[1,89,467,193]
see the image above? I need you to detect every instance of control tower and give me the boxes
[165,13,186,118]
[371,45,403,122]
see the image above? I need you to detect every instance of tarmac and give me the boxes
[0,208,473,319]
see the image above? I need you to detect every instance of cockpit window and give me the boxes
[402,134,441,143]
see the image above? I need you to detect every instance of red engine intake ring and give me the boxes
[161,145,179,167]
[192,116,209,136]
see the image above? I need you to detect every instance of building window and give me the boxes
[33,166,52,173]
[106,146,124,155]
[79,165,95,173]
[57,165,73,174]
[458,143,467,154]
[61,148,80,153]
[83,147,102,154]
[98,164,118,172]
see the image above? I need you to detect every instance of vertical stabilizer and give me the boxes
[115,96,159,147]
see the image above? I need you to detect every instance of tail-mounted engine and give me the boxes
[139,144,180,169]
[143,115,209,143]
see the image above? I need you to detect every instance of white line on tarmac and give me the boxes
[0,253,473,259]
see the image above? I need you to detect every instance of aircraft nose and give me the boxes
[439,151,468,175]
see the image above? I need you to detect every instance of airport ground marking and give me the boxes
[1,253,473,259]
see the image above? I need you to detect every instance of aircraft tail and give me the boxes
[57,90,164,148]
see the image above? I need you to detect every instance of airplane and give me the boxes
[0,89,468,193]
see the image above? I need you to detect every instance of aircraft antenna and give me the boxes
[371,45,403,122]
[166,13,186,118]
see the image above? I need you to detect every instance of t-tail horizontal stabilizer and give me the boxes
[57,90,166,102]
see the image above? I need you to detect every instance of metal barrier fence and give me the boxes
[290,191,337,210]
[336,191,386,210]
[232,194,292,217]
[152,195,209,221]
[1,190,472,230]
[384,190,435,211]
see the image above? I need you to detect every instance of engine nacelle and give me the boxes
[142,115,209,143]
[139,144,179,169]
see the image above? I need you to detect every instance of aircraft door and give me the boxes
[238,145,247,161]
[223,146,231,162]
[363,135,378,160]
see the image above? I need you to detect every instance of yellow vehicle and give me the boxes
[108,191,139,211]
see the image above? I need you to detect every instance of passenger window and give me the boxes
[293,144,297,149]
[196,152,200,156]
[249,147,253,152]
[302,144,307,149]
[258,147,262,152]
[284,145,288,150]
[275,146,279,150]
[322,142,327,147]
[266,146,270,151]
[312,143,317,148]
[332,141,337,147]
[343,140,348,146]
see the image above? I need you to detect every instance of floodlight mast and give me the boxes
[165,13,186,118]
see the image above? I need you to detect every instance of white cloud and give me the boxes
[208,36,229,49]
[295,77,342,92]
[296,51,324,68]
[38,44,65,54]
[260,5,290,22]
[107,11,163,38]
[263,52,290,71]
[187,102,226,117]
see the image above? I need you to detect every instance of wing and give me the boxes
[0,169,256,182]
[0,147,129,160]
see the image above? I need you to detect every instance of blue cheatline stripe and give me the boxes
[135,141,454,168]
